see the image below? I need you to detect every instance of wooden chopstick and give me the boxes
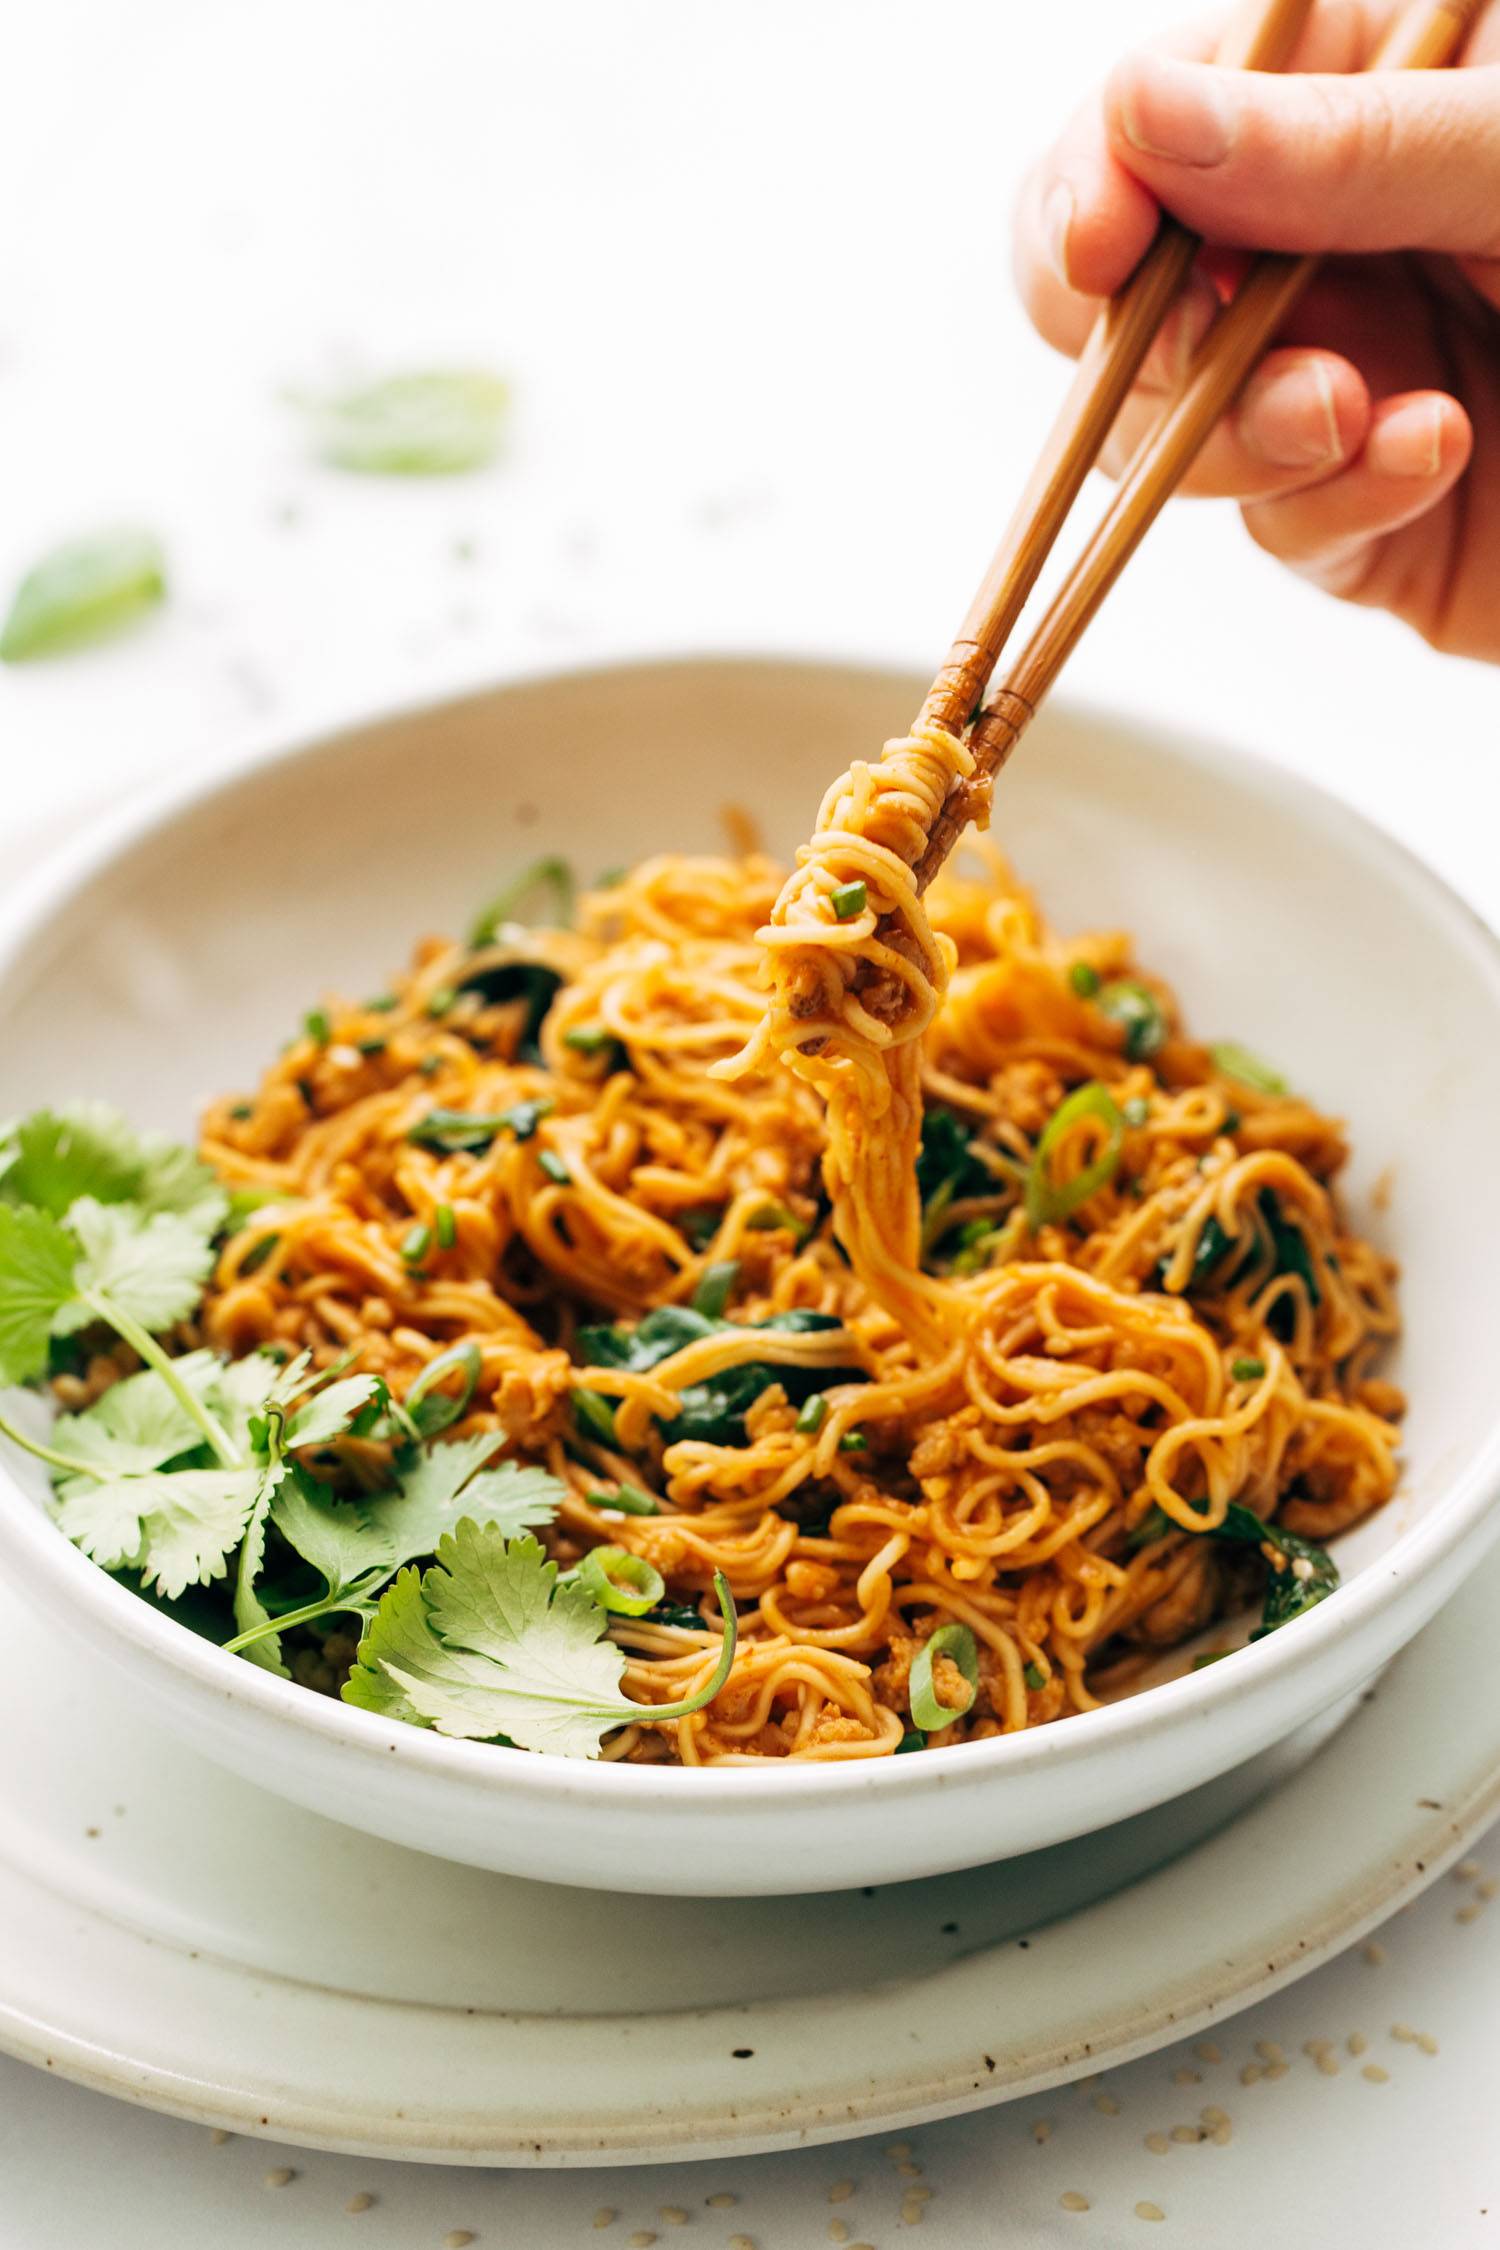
[917,0,1487,891]
[921,0,1320,738]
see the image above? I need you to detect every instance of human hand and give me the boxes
[1012,1,1500,660]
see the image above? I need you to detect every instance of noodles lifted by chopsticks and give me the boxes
[200,777,1400,1761]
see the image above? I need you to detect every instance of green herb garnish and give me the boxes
[407,1099,554,1154]
[304,1008,332,1046]
[575,1544,665,1617]
[591,1484,660,1517]
[1097,979,1167,1061]
[400,1222,431,1264]
[1067,961,1101,997]
[468,857,576,946]
[538,1149,570,1185]
[576,1304,864,1448]
[434,1203,457,1251]
[909,1622,980,1733]
[1231,1356,1266,1382]
[795,1392,828,1436]
[298,370,510,476]
[0,530,166,663]
[1210,1041,1288,1097]
[830,881,867,921]
[1024,1082,1125,1229]
[691,1259,739,1319]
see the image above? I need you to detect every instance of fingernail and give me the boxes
[1143,277,1219,393]
[1120,57,1235,167]
[1043,179,1076,287]
[1239,355,1345,469]
[1367,397,1446,478]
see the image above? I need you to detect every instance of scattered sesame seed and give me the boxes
[1145,2132,1170,2155]
[829,2182,856,2202]
[1456,1859,1482,1881]
[659,2212,689,2228]
[1316,2053,1340,2077]
[1201,2106,1228,2130]
[1239,2065,1262,2087]
[1212,2123,1232,2147]
[1391,2023,1417,2043]
[1032,2121,1053,2144]
[897,2160,922,2179]
[1363,2064,1390,2084]
[1347,2034,1367,2057]
[829,2226,849,2245]
[1170,2067,1199,2086]
[1361,1941,1386,1967]
[1479,1879,1500,1902]
[901,2197,926,2224]
[1136,2204,1166,2224]
[1264,2062,1290,2081]
[1093,2093,1120,2116]
[1076,2075,1101,2094]
[706,2196,737,2211]
[1458,1901,1484,1924]
[1194,2041,1221,2064]
[1417,2034,1439,2056]
[264,2169,295,2189]
[629,2235,657,2249]
[209,2129,232,2146]
[1171,2126,1200,2145]
[347,2194,376,2215]
[593,2216,617,2233]
[444,2233,476,2248]
[729,2238,757,2250]
[1254,2040,1283,2064]
[886,2142,912,2160]
[1060,2191,1091,2213]
[1302,2038,1332,2058]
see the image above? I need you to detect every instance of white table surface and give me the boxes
[3,0,1499,2239]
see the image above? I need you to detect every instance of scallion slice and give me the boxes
[538,1149,571,1184]
[691,1259,739,1319]
[830,880,867,921]
[795,1392,828,1435]
[1024,1081,1125,1229]
[403,1340,482,1436]
[838,1430,868,1453]
[563,1025,616,1055]
[1231,1356,1267,1382]
[591,1483,660,1517]
[1210,1040,1288,1096]
[400,1221,431,1264]
[434,1202,457,1251]
[573,1388,619,1447]
[909,1622,980,1733]
[577,1545,666,1617]
[1097,979,1168,1061]
[1067,961,1100,998]
[304,1007,332,1046]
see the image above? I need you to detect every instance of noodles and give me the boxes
[198,760,1401,1762]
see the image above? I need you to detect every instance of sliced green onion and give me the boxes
[297,370,510,477]
[1231,1356,1267,1382]
[469,855,576,946]
[909,1622,980,1733]
[419,1055,442,1078]
[538,1148,570,1184]
[1210,1040,1288,1097]
[838,1430,868,1453]
[563,1024,617,1055]
[403,1341,482,1436]
[400,1222,431,1264]
[691,1259,739,1319]
[1023,1661,1045,1691]
[795,1392,828,1435]
[357,1036,388,1057]
[304,1007,332,1046]
[366,993,399,1013]
[595,865,627,890]
[746,1201,802,1235]
[1122,1096,1150,1128]
[894,1730,926,1755]
[1192,1649,1231,1669]
[1222,1109,1242,1134]
[0,528,166,662]
[434,1202,457,1251]
[1097,979,1168,1061]
[591,1483,660,1517]
[408,1098,558,1150]
[1068,961,1101,998]
[427,985,457,1018]
[577,1544,666,1617]
[1024,1081,1125,1229]
[230,1102,253,1122]
[574,1388,619,1446]
[830,880,867,921]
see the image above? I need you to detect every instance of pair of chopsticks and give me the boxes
[909,0,1487,898]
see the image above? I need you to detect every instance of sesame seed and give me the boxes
[1302,2038,1332,2058]
[830,2226,849,2245]
[593,2216,617,2233]
[1480,1879,1500,1902]
[1417,2033,1439,2056]
[1076,2074,1101,2093]
[1032,2120,1053,2144]
[1093,2093,1120,2115]
[1136,2204,1166,2224]
[1361,1941,1386,1966]
[1457,1902,1484,1924]
[1170,2067,1199,2086]
[1316,2053,1340,2077]
[629,2235,657,2249]
[445,2233,476,2248]
[1456,1859,1482,1881]
[1201,2106,1228,2130]
[1212,2123,1232,2146]
[707,2197,737,2211]
[1239,2064,1262,2086]
[1061,2191,1091,2212]
[264,2169,295,2189]
[829,2182,856,2202]
[209,2129,232,2146]
[1194,2041,1221,2064]
[1363,2064,1390,2084]
[729,2238,758,2250]
[659,2212,689,2228]
[1171,2126,1200,2145]
[897,2160,922,2179]
[1145,2132,1169,2155]
[1391,2023,1417,2043]
[347,2194,376,2215]
[886,2142,912,2160]
[1254,2040,1283,2064]
[1347,2034,1367,2057]
[1264,2062,1290,2081]
[900,2198,926,2225]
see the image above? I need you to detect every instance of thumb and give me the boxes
[1104,53,1500,258]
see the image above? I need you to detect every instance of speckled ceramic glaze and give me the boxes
[2,658,1499,1896]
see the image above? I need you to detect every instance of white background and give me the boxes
[2,1,1499,2241]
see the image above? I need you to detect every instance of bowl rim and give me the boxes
[3,648,1500,1809]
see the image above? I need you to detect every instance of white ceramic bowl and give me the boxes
[4,656,1500,1898]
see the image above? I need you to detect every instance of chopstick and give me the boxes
[921,0,1319,740]
[911,0,1487,897]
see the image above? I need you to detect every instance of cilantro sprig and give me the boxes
[344,1526,737,1758]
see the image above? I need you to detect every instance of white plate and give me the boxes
[5,658,1500,1894]
[3,1542,1499,2168]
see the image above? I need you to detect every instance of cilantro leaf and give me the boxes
[270,1467,395,1599]
[0,1104,227,1236]
[0,529,166,662]
[0,1205,78,1382]
[61,1198,216,1335]
[54,1462,260,1600]
[285,1373,381,1450]
[345,1526,735,1758]
[364,1435,563,1564]
[52,1354,225,1473]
